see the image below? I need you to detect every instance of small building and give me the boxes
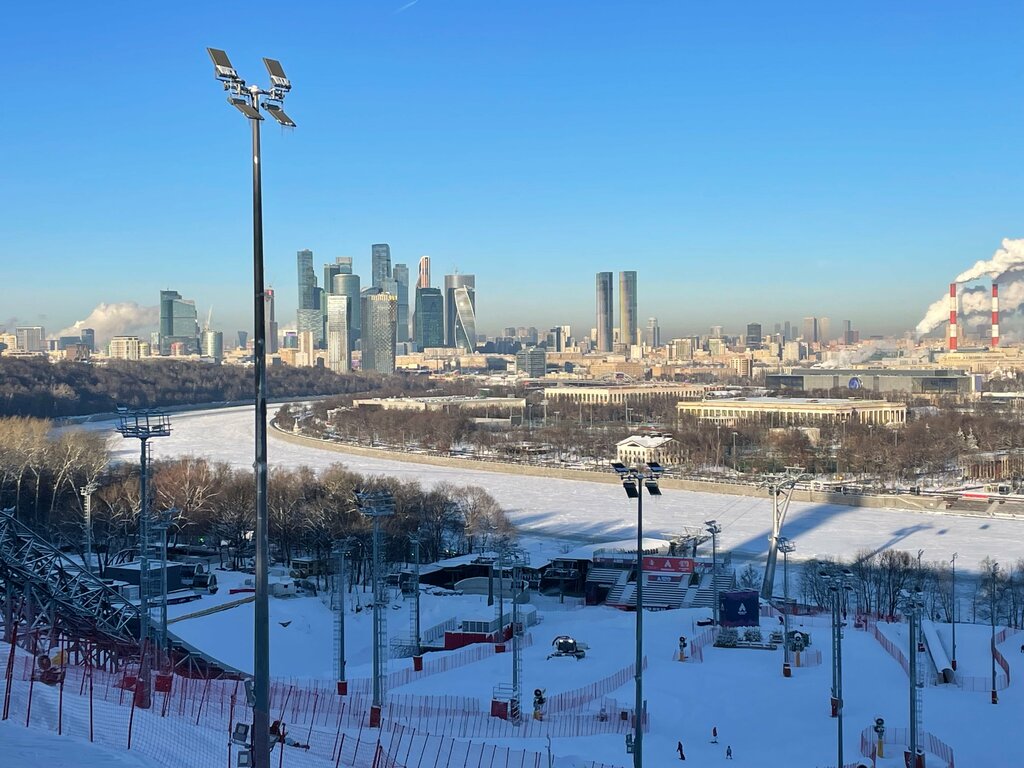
[616,434,678,467]
[105,560,183,593]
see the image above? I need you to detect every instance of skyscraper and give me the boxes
[264,288,279,354]
[596,272,613,353]
[237,330,248,350]
[417,256,431,289]
[452,286,477,352]
[296,249,322,347]
[326,294,350,373]
[414,287,444,350]
[80,328,96,353]
[361,288,397,375]
[392,263,410,343]
[444,273,475,347]
[618,271,638,348]
[200,329,224,362]
[818,317,831,344]
[158,290,199,355]
[745,323,762,350]
[645,317,661,348]
[333,273,361,349]
[371,243,391,288]
[15,326,45,353]
[802,317,818,343]
[324,256,353,293]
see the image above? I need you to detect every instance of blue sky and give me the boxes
[2,1,1022,340]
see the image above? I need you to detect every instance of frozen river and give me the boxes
[88,405,1022,575]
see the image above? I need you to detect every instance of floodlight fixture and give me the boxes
[611,461,628,476]
[644,479,662,496]
[263,57,292,91]
[208,48,241,82]
[646,461,663,476]
[262,101,296,127]
[622,478,640,499]
[229,94,264,120]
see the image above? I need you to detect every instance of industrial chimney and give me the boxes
[992,283,1000,348]
[948,282,958,352]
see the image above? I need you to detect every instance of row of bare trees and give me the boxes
[799,549,1024,628]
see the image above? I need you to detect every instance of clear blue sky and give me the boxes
[2,1,1022,340]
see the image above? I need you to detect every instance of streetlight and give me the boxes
[611,459,664,768]
[79,481,98,575]
[989,561,1000,705]
[206,47,295,768]
[951,552,958,671]
[116,408,171,711]
[820,567,854,768]
[704,520,722,626]
[777,536,795,675]
[355,489,395,728]
[731,431,738,471]
[900,586,926,768]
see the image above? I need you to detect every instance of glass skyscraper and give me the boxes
[326,294,350,373]
[392,264,410,343]
[296,249,322,347]
[618,271,638,349]
[596,272,613,353]
[361,288,397,375]
[371,243,391,289]
[159,289,199,355]
[333,273,361,349]
[414,287,444,350]
[444,273,475,348]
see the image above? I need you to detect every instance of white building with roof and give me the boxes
[616,434,678,467]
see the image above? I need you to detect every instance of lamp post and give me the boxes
[731,431,738,471]
[333,539,353,695]
[821,567,854,768]
[951,552,958,671]
[778,536,795,673]
[356,489,395,727]
[116,409,171,710]
[611,460,664,768]
[79,482,98,575]
[705,520,722,626]
[900,586,926,767]
[206,48,294,768]
[990,561,1000,705]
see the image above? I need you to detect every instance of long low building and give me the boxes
[544,382,710,404]
[350,395,526,413]
[677,396,906,426]
[766,368,972,396]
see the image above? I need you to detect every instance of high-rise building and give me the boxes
[645,317,661,348]
[333,273,361,349]
[783,320,792,341]
[237,330,249,350]
[596,272,613,353]
[392,263,410,343]
[361,288,397,375]
[444,274,476,348]
[745,323,762,350]
[451,285,477,352]
[80,328,95,352]
[414,287,444,350]
[710,325,723,339]
[802,317,818,344]
[417,256,431,289]
[158,290,198,355]
[618,271,638,348]
[326,294,350,374]
[108,336,141,361]
[296,249,322,347]
[200,329,224,362]
[15,326,46,352]
[371,244,391,288]
[546,327,563,352]
[818,317,831,344]
[516,347,547,378]
[323,256,353,295]
[264,288,279,354]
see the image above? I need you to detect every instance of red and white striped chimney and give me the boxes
[992,283,1000,348]
[948,282,958,351]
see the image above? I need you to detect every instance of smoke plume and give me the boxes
[56,302,159,345]
[916,238,1024,336]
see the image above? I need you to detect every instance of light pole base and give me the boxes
[992,689,999,704]
[369,704,382,727]
[782,662,792,678]
[336,680,347,696]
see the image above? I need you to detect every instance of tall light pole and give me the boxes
[206,48,295,768]
[356,489,395,727]
[950,552,958,671]
[901,586,926,768]
[116,409,171,710]
[821,567,854,768]
[778,536,795,674]
[705,520,722,626]
[731,431,738,471]
[611,460,664,768]
[333,539,353,695]
[990,561,1000,705]
[79,482,98,575]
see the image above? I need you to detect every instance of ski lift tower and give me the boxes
[355,489,395,727]
[115,408,171,710]
[492,546,530,724]
[759,467,811,600]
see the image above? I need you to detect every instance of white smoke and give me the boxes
[916,238,1024,336]
[56,302,159,345]
[815,340,897,369]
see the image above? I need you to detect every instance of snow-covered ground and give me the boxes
[0,718,153,767]
[86,404,1024,575]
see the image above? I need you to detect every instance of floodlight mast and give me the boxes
[206,46,295,768]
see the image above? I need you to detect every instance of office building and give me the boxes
[108,336,141,361]
[326,294,351,374]
[333,273,361,349]
[15,326,46,353]
[361,288,397,375]
[818,317,831,344]
[801,317,818,344]
[516,346,547,378]
[619,271,638,348]
[264,288,279,354]
[596,272,613,353]
[444,273,476,348]
[371,243,391,288]
[417,256,431,289]
[393,263,410,343]
[546,327,564,352]
[237,330,248,350]
[451,285,477,352]
[200,329,224,362]
[80,328,95,352]
[296,250,322,347]
[323,256,353,293]
[158,291,198,355]
[414,287,444,350]
[745,323,762,350]
[645,317,661,348]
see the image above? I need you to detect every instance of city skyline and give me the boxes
[3,3,1023,339]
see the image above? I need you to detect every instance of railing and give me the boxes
[545,658,647,714]
[857,725,955,768]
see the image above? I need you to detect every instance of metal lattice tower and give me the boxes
[901,588,926,764]
[492,546,529,724]
[759,467,810,599]
[356,490,395,718]
[332,540,353,689]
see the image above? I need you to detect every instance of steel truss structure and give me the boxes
[0,510,241,679]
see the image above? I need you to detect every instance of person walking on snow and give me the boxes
[726,745,733,759]
[711,726,718,743]
[676,740,686,760]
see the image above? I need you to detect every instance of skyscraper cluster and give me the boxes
[595,271,638,353]
[292,246,477,375]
